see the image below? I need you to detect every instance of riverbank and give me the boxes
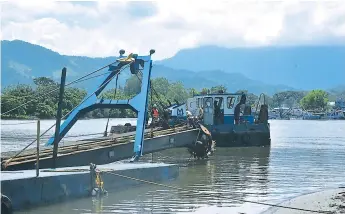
[262,188,345,214]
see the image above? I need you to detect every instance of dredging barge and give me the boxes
[1,49,270,171]
[1,49,271,172]
[1,49,270,213]
[1,50,216,172]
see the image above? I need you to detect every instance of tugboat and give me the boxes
[168,91,271,147]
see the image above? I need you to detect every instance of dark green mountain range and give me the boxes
[2,40,343,95]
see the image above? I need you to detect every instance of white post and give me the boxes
[36,119,40,177]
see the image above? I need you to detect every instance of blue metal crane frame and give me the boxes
[46,50,155,161]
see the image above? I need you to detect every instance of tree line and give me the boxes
[0,75,189,119]
[1,75,344,120]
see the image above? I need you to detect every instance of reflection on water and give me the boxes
[6,120,345,214]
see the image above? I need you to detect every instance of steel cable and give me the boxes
[2,62,132,168]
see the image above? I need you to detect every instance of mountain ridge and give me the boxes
[2,40,342,95]
[157,45,345,90]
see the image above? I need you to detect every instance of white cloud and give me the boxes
[1,0,345,60]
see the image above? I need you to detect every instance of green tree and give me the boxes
[272,91,306,108]
[166,81,189,104]
[1,77,87,119]
[236,90,258,106]
[35,102,55,118]
[152,78,169,96]
[124,74,142,96]
[1,84,36,117]
[34,77,59,117]
[210,85,227,93]
[300,89,329,111]
[8,74,329,121]
[62,87,87,116]
[201,88,208,95]
[98,87,136,118]
[33,77,57,86]
[188,88,198,97]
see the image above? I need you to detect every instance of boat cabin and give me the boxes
[185,93,254,126]
[167,103,187,119]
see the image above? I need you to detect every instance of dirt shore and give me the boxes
[262,188,345,214]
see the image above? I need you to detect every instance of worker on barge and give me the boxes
[234,94,247,125]
[151,104,159,128]
[198,106,204,121]
[186,110,193,127]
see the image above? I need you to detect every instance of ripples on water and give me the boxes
[3,120,345,214]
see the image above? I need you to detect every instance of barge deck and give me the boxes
[1,126,199,171]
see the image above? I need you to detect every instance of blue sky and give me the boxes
[1,1,345,60]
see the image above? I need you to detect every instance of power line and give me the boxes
[72,70,114,85]
[1,62,118,115]
[0,71,116,127]
[104,73,120,136]
[1,70,114,105]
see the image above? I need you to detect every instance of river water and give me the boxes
[1,119,345,214]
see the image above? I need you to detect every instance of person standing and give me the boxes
[234,94,247,125]
[151,104,159,127]
[198,106,204,121]
[186,110,193,127]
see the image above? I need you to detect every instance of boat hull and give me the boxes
[206,123,271,147]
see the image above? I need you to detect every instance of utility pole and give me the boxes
[36,119,40,177]
[52,67,67,168]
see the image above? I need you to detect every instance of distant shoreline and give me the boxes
[0,116,137,121]
[1,115,37,120]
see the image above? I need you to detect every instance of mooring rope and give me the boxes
[40,167,332,213]
[102,170,333,214]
